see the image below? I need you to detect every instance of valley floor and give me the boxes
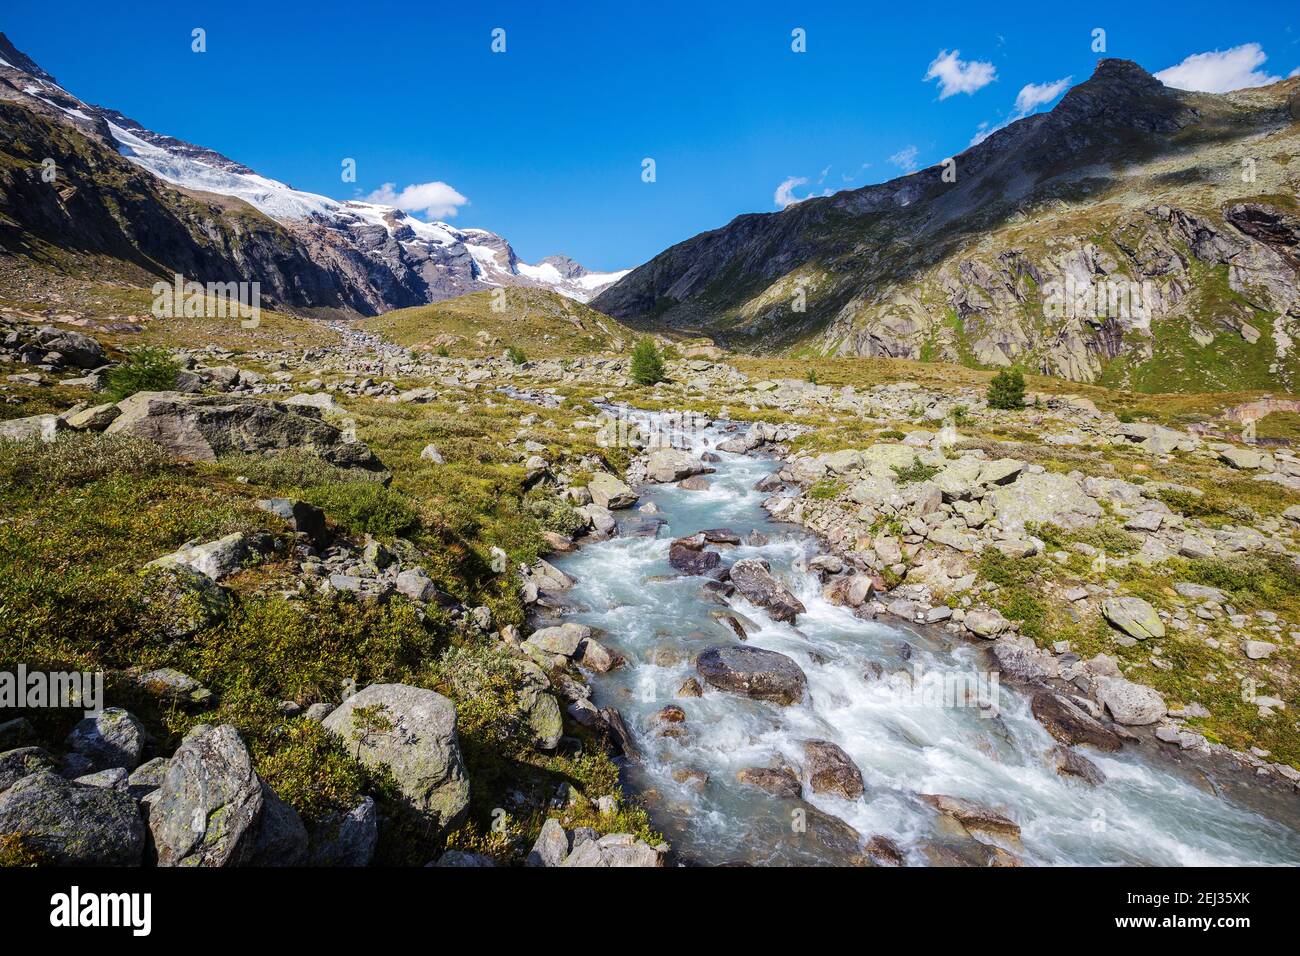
[0,307,1297,866]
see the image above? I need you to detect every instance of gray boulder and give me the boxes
[0,747,57,793]
[526,817,571,867]
[587,473,638,509]
[0,770,144,865]
[1095,677,1167,725]
[150,724,264,867]
[105,391,386,475]
[250,782,309,866]
[308,797,377,866]
[322,684,470,835]
[1102,597,1165,640]
[696,645,807,706]
[66,708,146,771]
[646,448,706,483]
[728,558,806,623]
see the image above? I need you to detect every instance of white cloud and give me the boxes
[774,176,810,208]
[888,146,919,172]
[1290,66,1300,79]
[1154,43,1281,93]
[970,75,1073,147]
[365,180,469,219]
[1013,76,1071,116]
[924,49,997,99]
[774,175,833,208]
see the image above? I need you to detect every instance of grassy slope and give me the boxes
[363,289,642,359]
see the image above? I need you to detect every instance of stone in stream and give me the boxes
[676,677,704,698]
[1050,746,1106,786]
[1030,692,1123,752]
[920,794,1021,838]
[678,476,711,491]
[727,558,806,623]
[599,706,638,760]
[668,535,722,575]
[646,448,708,483]
[700,528,742,545]
[737,765,802,798]
[695,645,808,706]
[866,835,906,866]
[802,740,865,799]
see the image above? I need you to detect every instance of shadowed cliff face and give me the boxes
[593,60,1300,392]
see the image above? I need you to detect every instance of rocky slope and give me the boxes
[0,34,625,316]
[594,60,1300,393]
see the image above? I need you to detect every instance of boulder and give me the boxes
[135,667,212,706]
[802,740,865,799]
[728,558,806,623]
[1051,746,1106,786]
[1101,597,1165,640]
[250,782,309,866]
[986,472,1101,530]
[695,646,807,706]
[64,403,120,431]
[668,539,721,575]
[646,448,706,483]
[33,326,108,368]
[1030,692,1122,752]
[0,771,144,865]
[322,684,469,835]
[964,607,1008,638]
[145,532,249,582]
[525,623,592,657]
[588,473,638,510]
[150,724,264,866]
[1095,677,1166,725]
[106,391,386,475]
[307,797,377,866]
[0,747,57,793]
[526,817,571,867]
[140,564,232,639]
[737,765,802,798]
[0,414,63,443]
[257,498,327,546]
[66,708,146,771]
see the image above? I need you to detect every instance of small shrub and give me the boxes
[986,368,1026,410]
[0,433,173,489]
[629,337,666,386]
[299,481,419,536]
[808,478,843,500]
[105,347,179,402]
[505,345,527,365]
[892,461,941,484]
[805,369,819,385]
[878,429,906,441]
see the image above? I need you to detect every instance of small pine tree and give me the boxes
[986,368,1026,410]
[629,337,666,386]
[105,347,179,402]
[505,345,527,365]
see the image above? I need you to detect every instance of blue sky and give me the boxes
[6,0,1300,270]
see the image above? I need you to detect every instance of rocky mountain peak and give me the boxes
[0,33,54,83]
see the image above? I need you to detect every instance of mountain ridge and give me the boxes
[593,59,1300,392]
[0,33,627,314]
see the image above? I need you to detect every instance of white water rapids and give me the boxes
[549,410,1300,865]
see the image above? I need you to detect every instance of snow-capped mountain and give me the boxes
[0,33,626,310]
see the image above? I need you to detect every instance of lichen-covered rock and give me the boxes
[66,708,146,772]
[727,558,806,623]
[587,473,638,509]
[0,771,144,865]
[1102,596,1165,640]
[307,797,377,866]
[150,724,264,867]
[322,684,470,835]
[1095,677,1167,725]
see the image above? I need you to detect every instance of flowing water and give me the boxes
[551,409,1300,866]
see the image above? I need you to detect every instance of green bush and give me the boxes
[629,337,666,386]
[300,481,419,537]
[891,461,941,484]
[505,345,527,365]
[105,347,179,402]
[986,368,1026,410]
